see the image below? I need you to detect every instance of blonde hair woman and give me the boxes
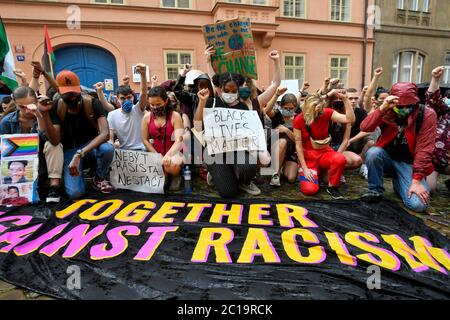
[293,90,355,199]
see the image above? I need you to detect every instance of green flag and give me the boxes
[0,18,19,91]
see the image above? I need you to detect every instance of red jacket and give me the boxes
[360,106,437,181]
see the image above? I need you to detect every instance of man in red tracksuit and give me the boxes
[360,82,437,212]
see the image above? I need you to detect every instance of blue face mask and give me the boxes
[121,99,133,113]
[280,108,294,117]
[239,87,252,100]
[444,98,450,106]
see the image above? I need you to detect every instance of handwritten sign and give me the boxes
[203,107,266,155]
[0,134,39,206]
[110,149,165,194]
[203,17,257,79]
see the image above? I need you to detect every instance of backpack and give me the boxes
[57,95,98,130]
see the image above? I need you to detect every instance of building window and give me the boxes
[409,0,419,11]
[392,51,425,84]
[283,54,305,87]
[444,53,450,84]
[283,0,306,18]
[330,0,351,22]
[93,0,124,4]
[164,51,193,80]
[226,0,242,3]
[253,0,267,4]
[329,56,349,87]
[397,0,404,9]
[162,0,190,9]
[422,0,430,12]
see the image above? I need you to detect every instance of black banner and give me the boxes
[0,191,449,300]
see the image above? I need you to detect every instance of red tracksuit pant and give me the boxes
[299,147,346,196]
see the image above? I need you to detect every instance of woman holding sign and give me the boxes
[293,90,355,199]
[141,86,185,191]
[194,72,261,198]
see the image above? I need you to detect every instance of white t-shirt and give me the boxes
[107,104,145,150]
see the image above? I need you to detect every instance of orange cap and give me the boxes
[56,70,81,94]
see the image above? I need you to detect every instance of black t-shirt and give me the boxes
[383,117,414,164]
[50,98,105,151]
[351,107,367,138]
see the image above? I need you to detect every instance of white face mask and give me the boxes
[222,92,238,104]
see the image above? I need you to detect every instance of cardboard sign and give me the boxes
[132,65,150,83]
[203,17,257,79]
[278,80,300,101]
[203,107,266,155]
[110,149,165,194]
[0,134,39,206]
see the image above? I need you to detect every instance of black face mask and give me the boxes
[62,93,81,109]
[152,106,166,117]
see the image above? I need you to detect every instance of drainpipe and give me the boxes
[362,0,369,90]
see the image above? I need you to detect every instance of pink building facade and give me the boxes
[1,0,374,93]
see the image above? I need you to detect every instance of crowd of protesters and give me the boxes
[0,46,449,214]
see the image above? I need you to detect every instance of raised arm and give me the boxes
[364,67,383,113]
[257,50,281,107]
[428,66,443,94]
[204,45,217,82]
[94,82,115,112]
[264,86,287,118]
[329,90,355,124]
[13,69,28,86]
[193,88,209,131]
[135,63,148,112]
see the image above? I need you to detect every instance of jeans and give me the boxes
[365,147,429,212]
[63,142,114,199]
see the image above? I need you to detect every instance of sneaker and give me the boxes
[327,186,344,200]
[239,181,261,196]
[46,185,61,203]
[169,175,182,191]
[361,190,383,203]
[359,164,368,180]
[270,173,281,187]
[93,176,115,194]
[206,172,214,186]
[340,175,346,185]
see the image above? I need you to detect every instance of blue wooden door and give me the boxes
[54,45,118,93]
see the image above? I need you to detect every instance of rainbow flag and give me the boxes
[1,135,39,157]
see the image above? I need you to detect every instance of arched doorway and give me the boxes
[54,45,118,93]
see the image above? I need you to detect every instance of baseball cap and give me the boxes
[56,70,81,94]
[390,82,420,106]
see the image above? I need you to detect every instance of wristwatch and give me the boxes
[76,149,85,158]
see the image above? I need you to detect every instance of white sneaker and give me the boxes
[270,173,281,187]
[239,181,261,195]
[360,164,368,180]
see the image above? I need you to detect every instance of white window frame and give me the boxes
[164,50,194,80]
[329,56,349,87]
[400,52,414,82]
[330,0,351,22]
[397,0,405,9]
[444,53,450,84]
[92,0,125,4]
[392,53,400,84]
[282,0,306,19]
[283,53,306,87]
[422,0,430,12]
[161,0,191,9]
[409,0,419,11]
[416,54,424,83]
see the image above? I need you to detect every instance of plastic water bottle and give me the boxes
[184,166,192,194]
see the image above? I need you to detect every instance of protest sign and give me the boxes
[132,65,150,83]
[0,134,39,206]
[104,79,114,91]
[110,149,165,194]
[203,107,266,155]
[203,17,257,79]
[278,79,300,101]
